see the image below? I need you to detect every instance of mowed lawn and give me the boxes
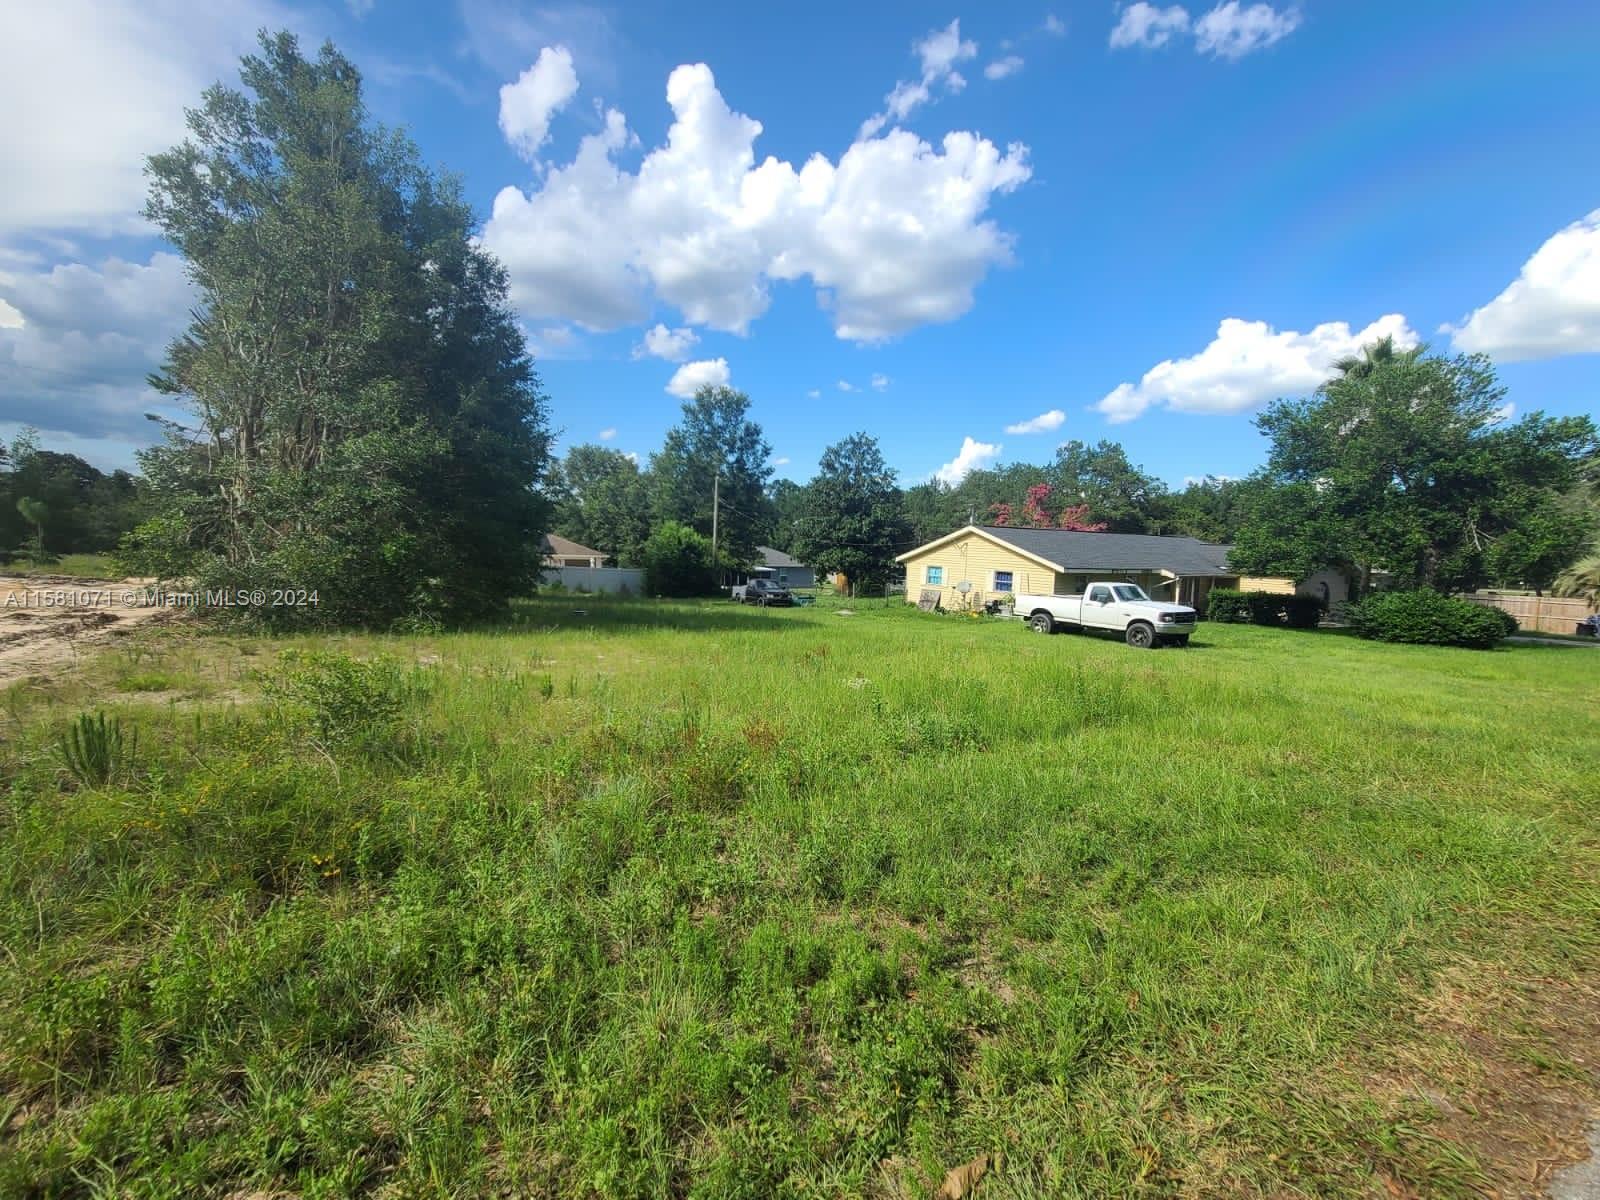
[2,598,1596,1197]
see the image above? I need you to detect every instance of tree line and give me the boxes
[1,431,148,564]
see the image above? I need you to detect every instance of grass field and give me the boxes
[1,598,1596,1197]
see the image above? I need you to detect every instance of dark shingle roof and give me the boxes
[758,545,805,568]
[976,526,1234,576]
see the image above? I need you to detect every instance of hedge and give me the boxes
[1344,590,1509,649]
[1207,588,1326,628]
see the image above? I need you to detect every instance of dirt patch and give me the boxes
[0,576,182,686]
[1367,965,1600,1197]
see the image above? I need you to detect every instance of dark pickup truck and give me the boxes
[731,579,793,606]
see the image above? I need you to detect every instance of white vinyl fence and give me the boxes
[541,566,645,595]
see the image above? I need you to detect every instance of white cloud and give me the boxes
[837,379,857,392]
[0,298,22,330]
[665,357,730,398]
[1193,3,1301,59]
[860,20,978,138]
[1095,313,1419,423]
[806,388,821,399]
[633,322,699,361]
[498,46,579,159]
[0,0,288,237]
[621,450,639,465]
[1445,210,1600,362]
[1110,3,1191,49]
[870,373,890,391]
[984,56,1024,80]
[0,251,196,444]
[1044,14,1067,35]
[1110,3,1299,57]
[483,60,1029,343]
[1490,402,1516,424]
[598,427,617,441]
[1005,408,1065,434]
[935,436,1002,486]
[771,456,790,467]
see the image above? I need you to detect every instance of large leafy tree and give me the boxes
[651,385,772,564]
[1049,440,1166,533]
[0,430,147,558]
[1231,344,1597,592]
[765,478,809,553]
[550,444,650,565]
[792,433,909,594]
[126,32,549,625]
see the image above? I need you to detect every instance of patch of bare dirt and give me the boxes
[1368,965,1600,1198]
[0,575,183,686]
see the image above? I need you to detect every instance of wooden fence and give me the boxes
[1466,592,1593,635]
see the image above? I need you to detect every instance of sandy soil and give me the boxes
[0,575,181,686]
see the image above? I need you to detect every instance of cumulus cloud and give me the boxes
[1095,313,1419,423]
[837,380,857,392]
[633,322,699,361]
[861,19,978,138]
[1044,14,1067,35]
[0,251,195,448]
[598,427,617,440]
[1445,210,1600,362]
[1109,2,1299,57]
[1005,408,1065,434]
[935,436,1002,485]
[870,373,890,391]
[498,45,579,159]
[984,56,1024,80]
[1110,3,1191,49]
[771,455,790,467]
[482,60,1029,342]
[1193,2,1302,59]
[665,357,730,398]
[0,0,288,236]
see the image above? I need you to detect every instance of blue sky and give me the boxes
[2,1,1598,489]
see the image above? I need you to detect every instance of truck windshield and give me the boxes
[1112,585,1149,602]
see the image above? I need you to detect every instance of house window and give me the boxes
[993,571,1013,593]
[925,565,944,586]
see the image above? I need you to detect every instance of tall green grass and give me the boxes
[0,599,1595,1196]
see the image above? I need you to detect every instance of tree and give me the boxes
[1554,548,1600,607]
[1151,476,1247,542]
[15,497,51,565]
[765,478,808,553]
[792,434,909,594]
[1232,345,1597,593]
[126,32,550,626]
[651,386,772,564]
[1049,441,1166,532]
[0,430,147,559]
[990,483,1106,531]
[641,521,716,597]
[551,445,650,565]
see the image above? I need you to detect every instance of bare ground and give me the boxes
[0,574,180,686]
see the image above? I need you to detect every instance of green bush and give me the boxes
[1207,589,1250,623]
[261,650,426,749]
[641,521,717,597]
[1208,589,1324,628]
[1345,590,1508,649]
[1281,594,1326,629]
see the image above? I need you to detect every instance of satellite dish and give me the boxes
[956,580,972,594]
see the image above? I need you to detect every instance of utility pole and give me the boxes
[711,472,720,575]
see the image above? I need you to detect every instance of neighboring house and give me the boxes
[895,524,1347,611]
[753,545,816,590]
[542,533,608,568]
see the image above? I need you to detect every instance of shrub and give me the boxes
[262,650,424,749]
[58,712,138,788]
[1207,589,1250,623]
[1208,588,1324,628]
[1345,590,1508,649]
[1281,594,1326,629]
[641,521,716,597]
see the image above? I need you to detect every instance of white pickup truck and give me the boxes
[1017,581,1197,648]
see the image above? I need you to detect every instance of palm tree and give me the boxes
[1331,335,1424,379]
[1554,546,1600,608]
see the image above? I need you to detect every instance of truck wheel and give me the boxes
[1125,622,1155,649]
[1029,611,1055,634]
[1175,634,1190,647]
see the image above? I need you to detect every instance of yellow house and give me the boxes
[896,525,1260,610]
